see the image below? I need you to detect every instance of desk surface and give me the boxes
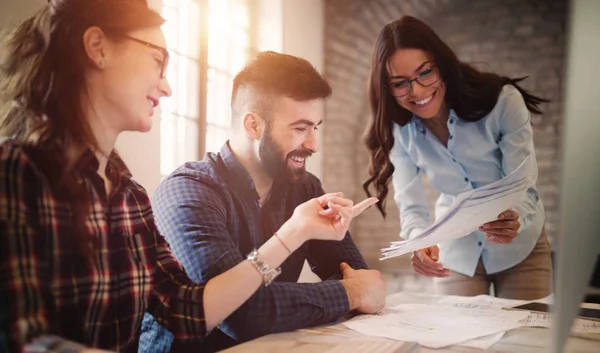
[222,292,600,353]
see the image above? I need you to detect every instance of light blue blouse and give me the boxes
[390,85,545,276]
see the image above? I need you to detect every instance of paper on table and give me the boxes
[381,154,535,260]
[436,294,529,310]
[435,295,600,334]
[522,312,600,333]
[343,303,530,348]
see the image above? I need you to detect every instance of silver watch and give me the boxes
[247,249,281,286]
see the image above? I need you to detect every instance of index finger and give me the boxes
[352,197,379,217]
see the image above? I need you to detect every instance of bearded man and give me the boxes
[139,51,386,353]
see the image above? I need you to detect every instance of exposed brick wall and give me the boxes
[322,0,568,281]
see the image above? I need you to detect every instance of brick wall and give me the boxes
[322,0,568,282]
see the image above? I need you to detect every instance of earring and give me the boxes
[98,58,105,68]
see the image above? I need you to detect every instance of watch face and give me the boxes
[247,249,280,285]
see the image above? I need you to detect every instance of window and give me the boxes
[159,0,253,178]
[205,0,253,153]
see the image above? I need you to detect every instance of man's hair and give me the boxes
[231,51,332,124]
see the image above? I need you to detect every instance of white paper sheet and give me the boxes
[381,154,535,260]
[436,294,529,310]
[521,312,600,333]
[343,303,530,348]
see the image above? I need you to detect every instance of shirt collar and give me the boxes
[411,109,460,134]
[76,149,131,190]
[220,142,261,202]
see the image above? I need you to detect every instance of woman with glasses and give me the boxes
[363,16,552,300]
[0,1,377,352]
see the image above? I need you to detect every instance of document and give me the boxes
[381,154,535,260]
[522,312,600,333]
[343,303,530,348]
[436,294,529,310]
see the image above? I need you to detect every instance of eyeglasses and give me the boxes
[121,35,170,79]
[387,65,440,98]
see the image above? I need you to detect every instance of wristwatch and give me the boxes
[247,249,281,286]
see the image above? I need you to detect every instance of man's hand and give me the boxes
[340,262,386,314]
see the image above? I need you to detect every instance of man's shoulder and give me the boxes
[168,152,227,184]
[155,152,229,199]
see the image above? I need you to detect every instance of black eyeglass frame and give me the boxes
[387,65,441,98]
[121,34,170,79]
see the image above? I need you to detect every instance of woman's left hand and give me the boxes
[479,210,520,244]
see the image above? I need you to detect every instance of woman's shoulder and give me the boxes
[496,84,527,110]
[0,139,47,221]
[0,138,43,179]
[483,84,528,126]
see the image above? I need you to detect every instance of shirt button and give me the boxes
[449,135,453,140]
[449,119,454,124]
[452,158,457,162]
[478,241,483,246]
[464,177,470,182]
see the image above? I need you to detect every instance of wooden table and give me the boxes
[222,292,600,353]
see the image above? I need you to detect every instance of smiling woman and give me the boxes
[363,15,553,301]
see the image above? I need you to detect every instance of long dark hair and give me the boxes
[0,0,165,252]
[363,16,548,217]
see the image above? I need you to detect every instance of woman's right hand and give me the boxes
[411,245,451,277]
[278,192,378,250]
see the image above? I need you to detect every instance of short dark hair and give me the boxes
[231,51,331,123]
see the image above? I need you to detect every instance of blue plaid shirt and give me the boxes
[138,142,367,352]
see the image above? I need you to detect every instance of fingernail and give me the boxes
[499,214,505,219]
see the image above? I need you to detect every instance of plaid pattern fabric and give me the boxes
[139,142,368,352]
[0,140,207,353]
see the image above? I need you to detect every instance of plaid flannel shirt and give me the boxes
[0,140,207,353]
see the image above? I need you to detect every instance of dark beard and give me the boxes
[259,126,311,181]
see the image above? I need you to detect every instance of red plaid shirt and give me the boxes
[0,140,207,352]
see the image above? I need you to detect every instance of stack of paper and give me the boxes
[343,303,530,349]
[381,154,535,260]
[344,293,600,349]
